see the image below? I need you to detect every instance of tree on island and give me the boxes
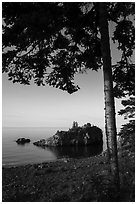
[2,2,135,193]
[72,121,79,129]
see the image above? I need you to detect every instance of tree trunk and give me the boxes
[98,2,120,191]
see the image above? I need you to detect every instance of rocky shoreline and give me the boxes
[33,123,103,147]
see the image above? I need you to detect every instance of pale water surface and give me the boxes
[2,127,105,167]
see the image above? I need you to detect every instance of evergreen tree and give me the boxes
[118,96,135,155]
[112,10,135,156]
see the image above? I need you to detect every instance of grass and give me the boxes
[2,153,135,202]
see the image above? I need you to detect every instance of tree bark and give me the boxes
[98,2,120,191]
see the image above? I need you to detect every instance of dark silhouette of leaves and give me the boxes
[2,2,134,95]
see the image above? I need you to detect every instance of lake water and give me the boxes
[2,127,106,167]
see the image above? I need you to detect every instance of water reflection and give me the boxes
[16,143,30,146]
[36,144,103,159]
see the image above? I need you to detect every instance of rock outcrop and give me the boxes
[33,123,103,147]
[16,138,31,144]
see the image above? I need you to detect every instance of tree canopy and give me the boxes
[2,2,135,94]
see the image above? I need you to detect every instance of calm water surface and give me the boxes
[3,127,105,167]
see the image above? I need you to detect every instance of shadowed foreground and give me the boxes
[2,154,134,202]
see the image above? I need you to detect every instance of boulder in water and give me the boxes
[16,138,31,144]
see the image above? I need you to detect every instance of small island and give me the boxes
[16,138,31,145]
[33,122,103,147]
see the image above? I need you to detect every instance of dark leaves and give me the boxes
[113,62,135,97]
[118,120,135,152]
[108,2,135,22]
[118,97,135,119]
[2,2,135,95]
[113,20,135,57]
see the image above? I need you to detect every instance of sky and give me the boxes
[2,68,126,128]
[2,7,128,129]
